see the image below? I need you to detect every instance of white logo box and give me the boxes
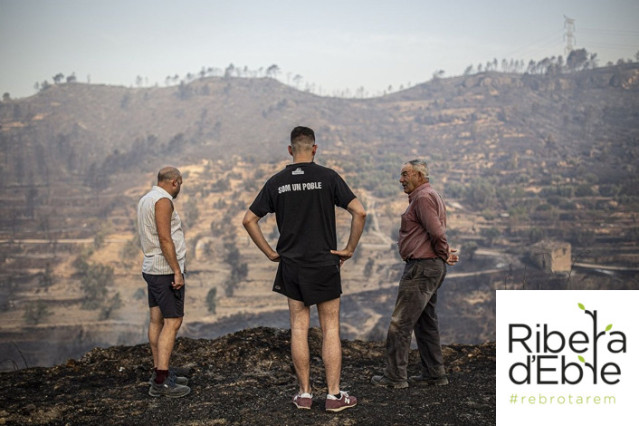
[496,290,638,426]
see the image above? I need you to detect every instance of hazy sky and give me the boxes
[1,0,638,99]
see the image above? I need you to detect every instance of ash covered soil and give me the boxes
[0,327,495,425]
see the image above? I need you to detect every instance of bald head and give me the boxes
[157,167,182,183]
[157,166,183,198]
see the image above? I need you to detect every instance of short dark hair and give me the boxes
[290,126,315,144]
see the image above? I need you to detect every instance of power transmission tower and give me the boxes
[563,15,576,57]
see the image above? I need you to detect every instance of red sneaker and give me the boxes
[292,392,313,409]
[325,391,357,412]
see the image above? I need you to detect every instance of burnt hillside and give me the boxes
[1,65,638,238]
[0,327,495,425]
[0,66,637,377]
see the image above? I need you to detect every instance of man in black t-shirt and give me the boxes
[243,126,366,412]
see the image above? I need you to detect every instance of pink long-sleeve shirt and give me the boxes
[397,182,449,262]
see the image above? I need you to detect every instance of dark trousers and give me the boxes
[384,258,446,382]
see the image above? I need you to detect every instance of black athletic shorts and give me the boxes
[143,273,185,318]
[273,261,342,306]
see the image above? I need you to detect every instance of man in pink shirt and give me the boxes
[372,159,459,388]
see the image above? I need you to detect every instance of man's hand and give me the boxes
[172,272,184,289]
[331,248,354,267]
[267,250,281,262]
[446,248,459,266]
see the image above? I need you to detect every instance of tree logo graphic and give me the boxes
[577,303,612,368]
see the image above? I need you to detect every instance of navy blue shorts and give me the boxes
[273,261,342,306]
[143,273,185,318]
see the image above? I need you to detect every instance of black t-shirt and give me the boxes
[249,162,356,265]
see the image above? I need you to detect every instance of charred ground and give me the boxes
[0,327,495,425]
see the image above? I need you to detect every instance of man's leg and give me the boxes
[156,317,183,371]
[414,291,446,377]
[288,298,311,394]
[383,262,431,382]
[148,314,190,398]
[317,297,341,395]
[414,261,446,378]
[148,306,164,368]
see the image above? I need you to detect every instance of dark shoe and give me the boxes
[371,375,409,389]
[149,369,189,385]
[325,391,357,412]
[149,374,191,398]
[292,392,313,409]
[409,374,449,386]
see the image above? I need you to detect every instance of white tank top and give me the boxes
[137,186,186,274]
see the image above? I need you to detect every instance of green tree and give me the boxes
[223,239,248,297]
[432,70,445,80]
[529,227,545,243]
[224,63,236,78]
[206,288,217,314]
[93,231,105,249]
[464,241,479,261]
[84,162,109,193]
[466,181,497,210]
[133,288,146,300]
[575,184,595,197]
[39,263,54,291]
[183,198,200,227]
[80,263,113,309]
[99,292,122,320]
[364,258,375,279]
[566,48,588,71]
[352,247,362,264]
[72,250,92,275]
[480,227,501,247]
[266,64,280,78]
[120,237,140,266]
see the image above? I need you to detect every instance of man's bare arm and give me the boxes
[331,198,367,266]
[155,198,184,289]
[242,209,280,262]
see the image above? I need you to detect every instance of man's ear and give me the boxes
[288,145,294,156]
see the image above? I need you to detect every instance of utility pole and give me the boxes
[563,15,576,57]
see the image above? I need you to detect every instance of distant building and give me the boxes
[529,240,571,273]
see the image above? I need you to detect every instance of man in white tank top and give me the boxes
[137,166,190,398]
